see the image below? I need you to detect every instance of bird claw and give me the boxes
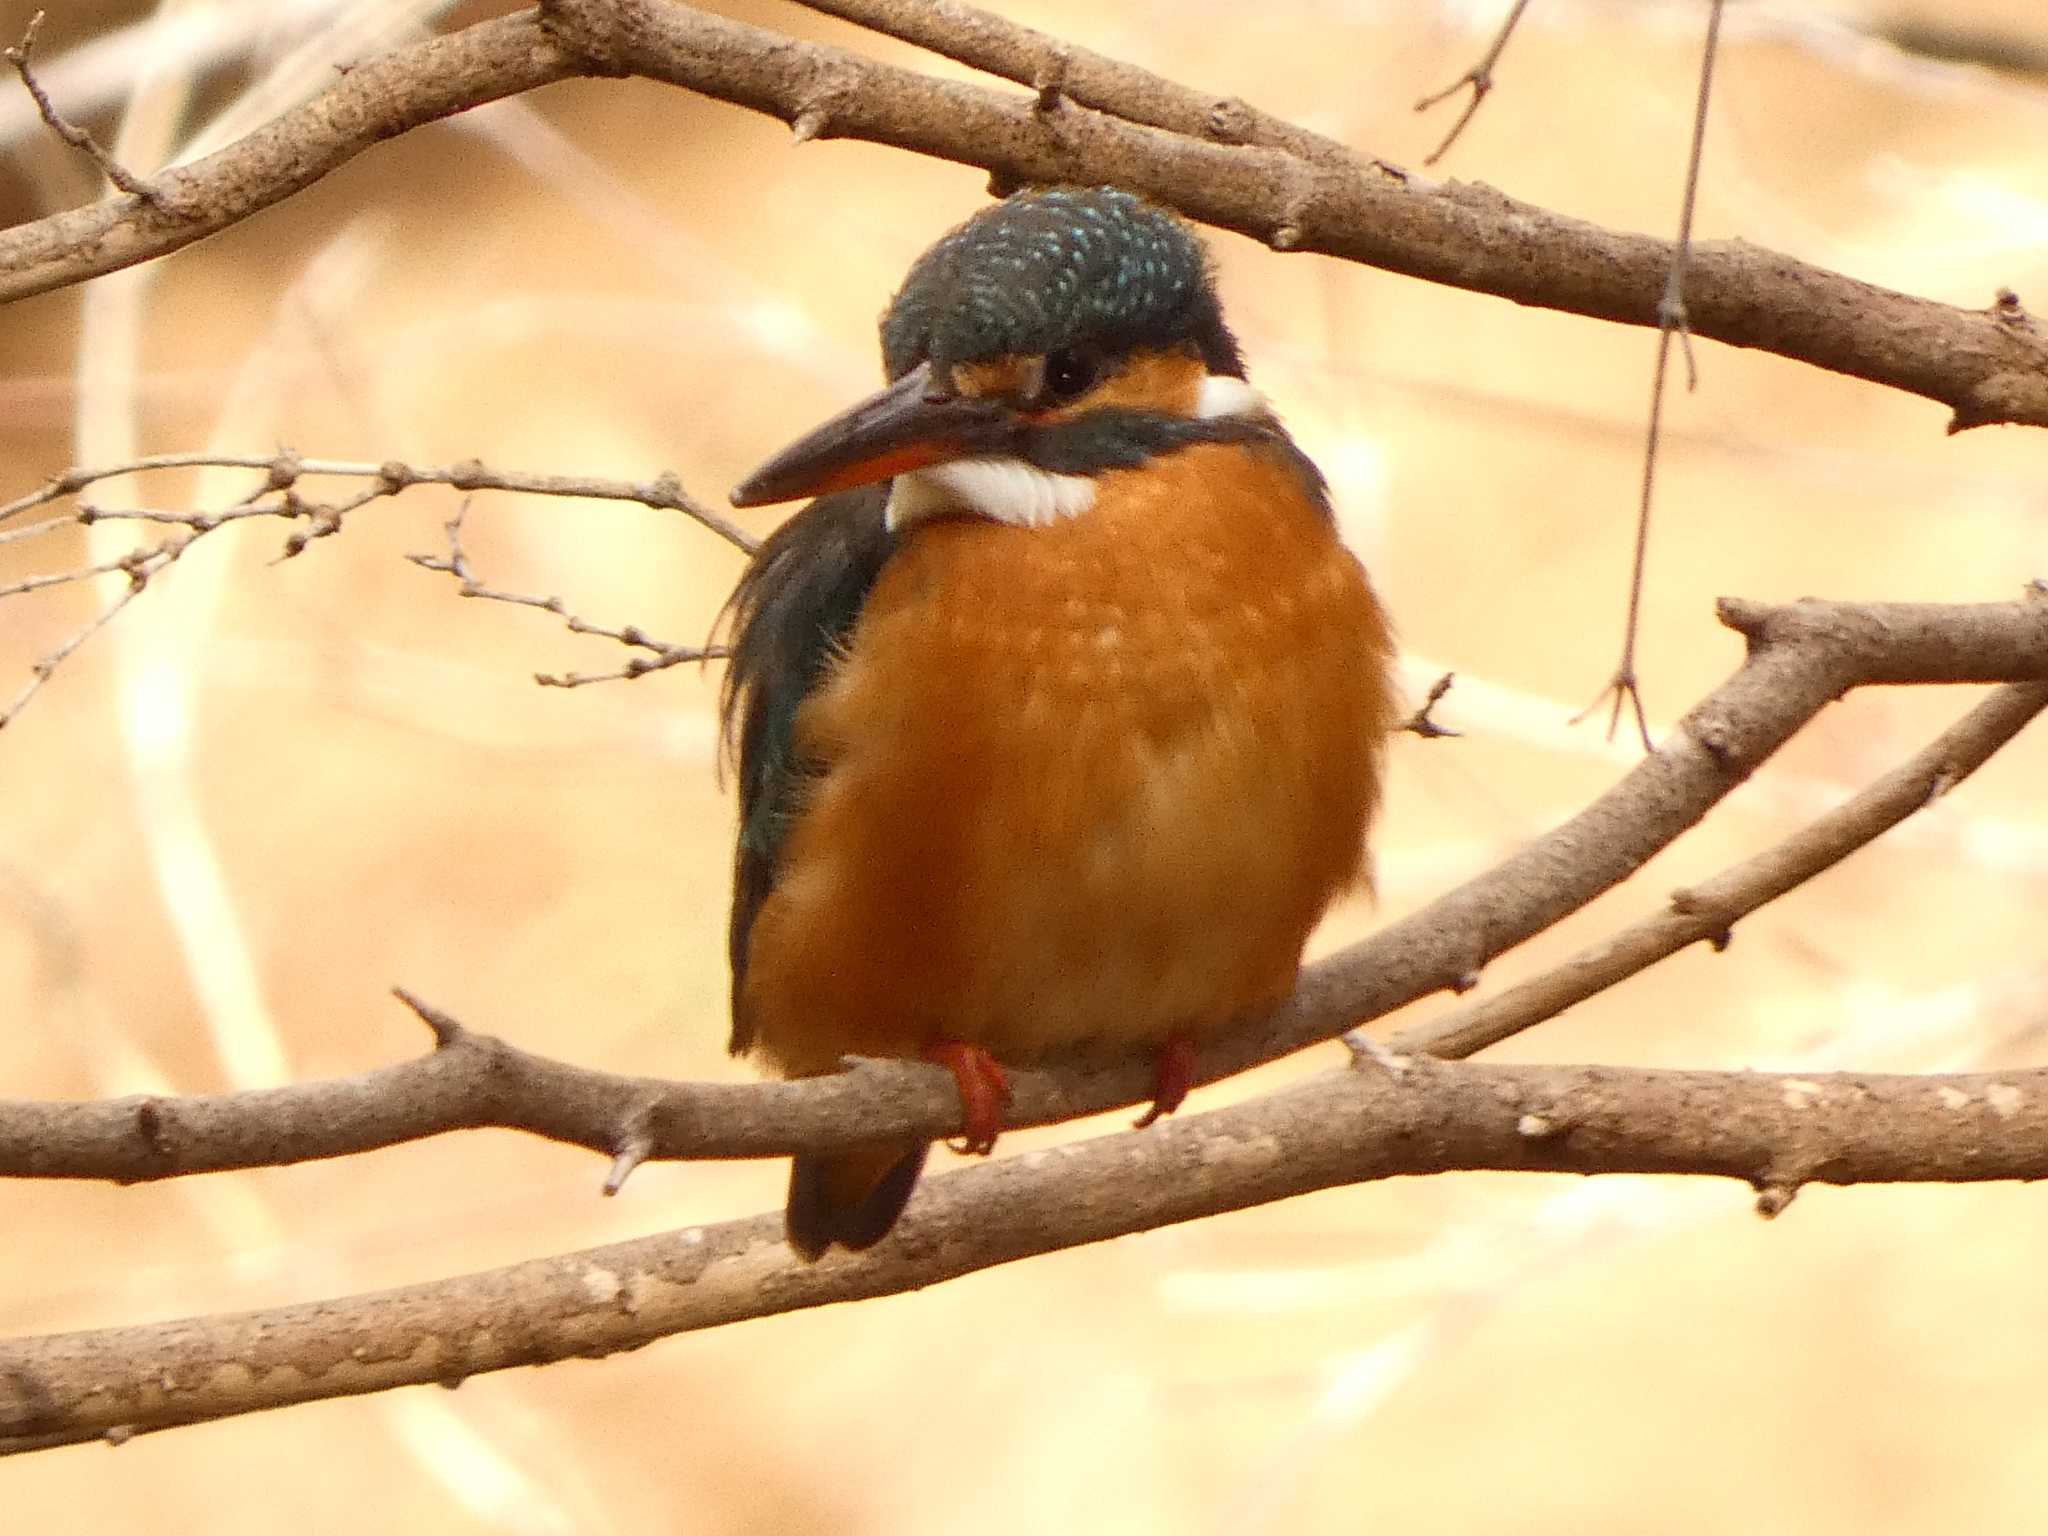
[1134,1030,1195,1128]
[923,1038,1011,1156]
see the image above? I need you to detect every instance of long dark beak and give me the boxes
[729,361,1013,508]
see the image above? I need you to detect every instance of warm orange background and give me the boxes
[3,1,2047,1529]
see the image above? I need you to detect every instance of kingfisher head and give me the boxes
[729,187,1271,529]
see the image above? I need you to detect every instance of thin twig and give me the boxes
[0,542,170,600]
[0,452,745,729]
[0,558,167,730]
[0,452,755,551]
[1575,0,1726,750]
[3,10,160,200]
[0,513,76,547]
[405,501,726,688]
[1398,671,1460,739]
[1414,0,1535,166]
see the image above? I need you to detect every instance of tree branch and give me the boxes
[0,451,745,730]
[4,595,2043,1186]
[0,451,750,550]
[783,0,1369,170]
[1400,677,2048,1060]
[1413,0,1534,166]
[2,3,2043,429]
[405,500,725,688]
[2,9,159,199]
[8,1047,2048,1451]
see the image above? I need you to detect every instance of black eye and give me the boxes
[1042,348,1097,402]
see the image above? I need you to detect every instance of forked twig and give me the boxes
[1575,0,1727,750]
[1398,671,1460,739]
[405,501,725,687]
[1414,0,1535,165]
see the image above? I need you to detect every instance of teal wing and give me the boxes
[718,485,897,1054]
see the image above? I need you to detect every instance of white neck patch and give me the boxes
[1195,373,1268,421]
[882,375,1270,532]
[885,457,1097,531]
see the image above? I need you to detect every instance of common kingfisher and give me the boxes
[721,187,1399,1259]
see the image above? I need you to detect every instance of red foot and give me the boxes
[923,1038,1011,1156]
[1135,1030,1195,1129]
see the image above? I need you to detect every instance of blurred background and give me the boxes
[3,0,2047,1529]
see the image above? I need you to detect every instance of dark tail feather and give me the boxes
[785,1143,929,1260]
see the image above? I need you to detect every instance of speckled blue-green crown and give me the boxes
[880,187,1242,382]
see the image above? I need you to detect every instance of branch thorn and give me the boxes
[1342,1030,1411,1078]
[393,986,464,1047]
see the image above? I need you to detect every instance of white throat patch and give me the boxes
[885,457,1097,531]
[882,375,1271,532]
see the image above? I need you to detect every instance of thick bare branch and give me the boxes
[0,13,577,303]
[8,1050,2048,1451]
[1,4,2043,428]
[5,596,2043,1186]
[785,0,1369,170]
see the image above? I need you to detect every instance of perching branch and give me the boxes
[6,593,2045,1192]
[9,1046,2048,1452]
[1,2,2044,431]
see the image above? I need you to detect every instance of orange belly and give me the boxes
[737,441,1398,1079]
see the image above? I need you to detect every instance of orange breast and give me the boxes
[738,441,1399,1079]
